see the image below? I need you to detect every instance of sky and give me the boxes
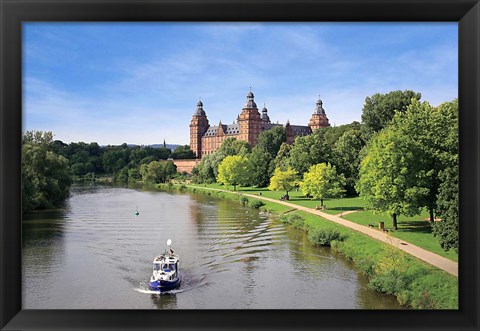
[23,22,458,146]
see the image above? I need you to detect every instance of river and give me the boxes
[22,184,402,309]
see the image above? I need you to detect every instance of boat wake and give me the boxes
[133,288,185,295]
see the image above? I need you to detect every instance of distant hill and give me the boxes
[100,143,183,151]
[149,144,181,151]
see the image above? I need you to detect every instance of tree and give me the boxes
[140,160,177,184]
[272,142,292,171]
[256,126,286,159]
[268,167,299,197]
[102,146,129,174]
[333,129,365,195]
[217,155,250,190]
[361,90,421,140]
[356,127,425,230]
[248,146,272,187]
[169,145,195,159]
[388,99,458,223]
[300,163,346,207]
[288,129,332,175]
[432,162,458,252]
[431,100,459,252]
[22,131,72,212]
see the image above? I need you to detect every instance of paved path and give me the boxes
[189,186,458,277]
[333,209,363,217]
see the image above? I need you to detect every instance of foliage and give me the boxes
[193,138,251,183]
[268,167,299,195]
[256,126,286,159]
[300,163,346,206]
[361,90,421,139]
[358,98,458,240]
[308,227,344,246]
[217,155,250,190]
[332,129,365,195]
[356,122,425,230]
[249,199,265,209]
[287,129,332,175]
[169,145,195,159]
[247,147,272,187]
[279,213,305,229]
[272,142,292,171]
[433,163,458,253]
[22,131,72,212]
[140,160,177,184]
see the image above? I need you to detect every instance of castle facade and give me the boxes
[189,90,330,159]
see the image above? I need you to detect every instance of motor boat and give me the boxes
[148,239,180,291]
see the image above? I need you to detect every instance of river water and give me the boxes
[22,184,402,309]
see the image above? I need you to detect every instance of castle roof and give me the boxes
[194,100,206,116]
[261,104,271,123]
[203,124,240,137]
[290,125,312,136]
[244,89,257,109]
[313,96,326,115]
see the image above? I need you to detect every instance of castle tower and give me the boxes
[261,103,271,124]
[238,89,262,146]
[308,96,330,131]
[190,100,209,158]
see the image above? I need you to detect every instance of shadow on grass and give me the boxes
[396,220,432,234]
[326,207,364,212]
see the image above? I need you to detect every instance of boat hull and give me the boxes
[148,278,180,291]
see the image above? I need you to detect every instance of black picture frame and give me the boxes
[1,0,479,330]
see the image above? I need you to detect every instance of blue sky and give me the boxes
[23,22,458,146]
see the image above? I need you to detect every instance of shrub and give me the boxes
[308,227,344,246]
[279,213,304,225]
[249,199,265,209]
[240,196,249,206]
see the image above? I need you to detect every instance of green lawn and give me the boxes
[343,210,458,262]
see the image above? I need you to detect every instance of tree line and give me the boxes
[22,135,195,213]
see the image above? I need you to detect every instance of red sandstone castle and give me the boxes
[190,90,330,159]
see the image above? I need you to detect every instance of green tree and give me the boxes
[217,155,250,190]
[256,126,286,159]
[361,90,421,140]
[22,131,72,212]
[356,127,424,230]
[140,160,177,184]
[193,138,251,183]
[169,145,195,159]
[248,146,272,187]
[272,142,292,171]
[300,163,346,207]
[432,163,458,253]
[388,99,458,223]
[333,129,365,195]
[102,146,129,174]
[268,167,299,197]
[288,129,332,175]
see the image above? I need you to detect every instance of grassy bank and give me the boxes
[165,183,458,309]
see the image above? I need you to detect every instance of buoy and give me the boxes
[135,206,139,216]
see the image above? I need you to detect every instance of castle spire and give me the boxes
[244,88,257,109]
[194,99,206,116]
[314,96,325,115]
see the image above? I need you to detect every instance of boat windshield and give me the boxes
[153,263,161,271]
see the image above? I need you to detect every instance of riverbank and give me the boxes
[157,182,458,309]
